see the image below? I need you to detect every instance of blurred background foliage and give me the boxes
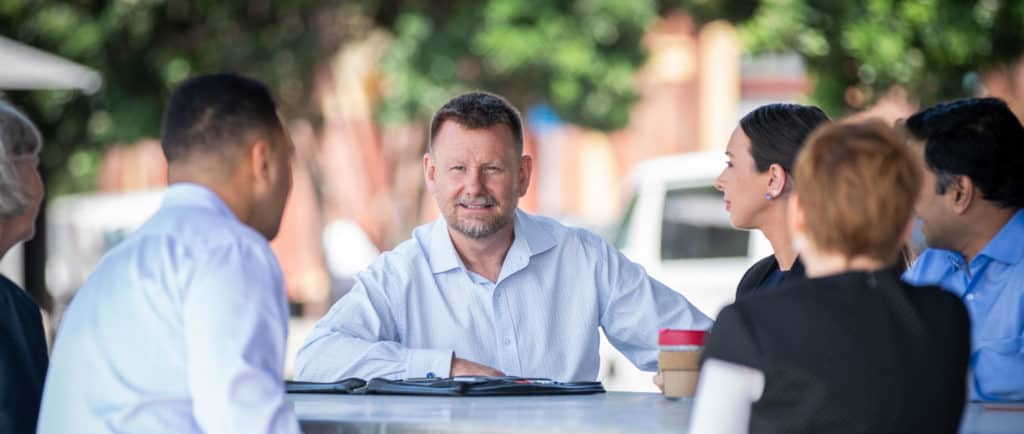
[0,0,342,195]
[371,0,657,131]
[4,0,1023,313]
[2,0,1023,195]
[1,0,669,196]
[678,0,1024,115]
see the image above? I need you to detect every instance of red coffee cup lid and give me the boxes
[659,329,707,346]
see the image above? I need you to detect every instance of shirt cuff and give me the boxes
[406,348,453,379]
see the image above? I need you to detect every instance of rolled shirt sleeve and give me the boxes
[594,234,713,371]
[294,268,454,381]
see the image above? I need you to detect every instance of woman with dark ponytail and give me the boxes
[714,103,830,299]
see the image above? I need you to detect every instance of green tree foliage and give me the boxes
[3,0,671,193]
[0,0,339,194]
[676,0,1024,115]
[2,0,667,305]
[1,0,358,307]
[369,0,660,130]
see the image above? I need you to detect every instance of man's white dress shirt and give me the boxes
[38,183,300,434]
[295,209,712,382]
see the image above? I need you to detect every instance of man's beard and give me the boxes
[448,195,512,239]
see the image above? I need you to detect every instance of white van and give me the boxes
[598,150,771,391]
[46,189,166,304]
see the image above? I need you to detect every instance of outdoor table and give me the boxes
[289,391,1024,433]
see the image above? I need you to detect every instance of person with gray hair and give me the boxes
[0,100,48,434]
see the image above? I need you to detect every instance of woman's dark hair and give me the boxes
[904,97,1024,209]
[740,103,831,173]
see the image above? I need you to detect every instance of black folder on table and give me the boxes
[363,376,605,396]
[286,378,366,394]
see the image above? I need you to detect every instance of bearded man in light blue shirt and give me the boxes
[902,97,1024,402]
[38,74,300,433]
[296,91,712,383]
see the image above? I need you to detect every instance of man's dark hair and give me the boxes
[161,73,281,163]
[740,103,831,174]
[905,97,1024,208]
[428,91,524,154]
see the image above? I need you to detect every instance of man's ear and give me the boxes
[423,152,436,190]
[518,155,533,198]
[249,138,273,186]
[950,175,975,215]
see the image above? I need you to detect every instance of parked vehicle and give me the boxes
[46,189,166,304]
[615,150,772,316]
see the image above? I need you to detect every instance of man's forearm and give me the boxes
[295,333,453,381]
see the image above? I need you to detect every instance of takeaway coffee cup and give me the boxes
[658,329,707,398]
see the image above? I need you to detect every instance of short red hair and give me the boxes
[794,121,922,263]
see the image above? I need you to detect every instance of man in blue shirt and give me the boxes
[902,97,1024,402]
[296,91,712,383]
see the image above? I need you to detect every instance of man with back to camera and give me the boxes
[294,91,712,383]
[902,97,1024,401]
[37,73,301,433]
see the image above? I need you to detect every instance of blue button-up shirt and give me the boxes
[295,209,712,382]
[38,183,300,434]
[903,210,1024,402]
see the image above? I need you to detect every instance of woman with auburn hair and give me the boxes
[715,103,830,299]
[690,121,970,434]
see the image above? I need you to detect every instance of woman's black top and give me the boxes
[1,274,48,434]
[705,270,970,434]
[735,255,806,299]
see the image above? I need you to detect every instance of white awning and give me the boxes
[0,36,102,93]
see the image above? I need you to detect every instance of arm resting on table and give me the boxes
[294,274,453,381]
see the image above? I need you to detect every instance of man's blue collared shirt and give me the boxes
[295,209,713,382]
[903,210,1024,402]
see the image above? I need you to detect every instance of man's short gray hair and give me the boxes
[0,101,43,220]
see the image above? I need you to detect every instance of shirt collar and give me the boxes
[427,217,462,274]
[976,209,1024,265]
[426,208,557,275]
[160,182,238,222]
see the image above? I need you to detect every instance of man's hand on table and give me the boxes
[451,355,505,377]
[653,372,665,392]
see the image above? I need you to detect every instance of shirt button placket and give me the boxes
[493,286,518,373]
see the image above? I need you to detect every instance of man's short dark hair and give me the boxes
[905,97,1024,208]
[428,91,524,154]
[161,73,281,163]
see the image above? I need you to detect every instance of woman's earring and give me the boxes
[764,193,773,201]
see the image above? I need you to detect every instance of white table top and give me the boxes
[289,391,1024,434]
